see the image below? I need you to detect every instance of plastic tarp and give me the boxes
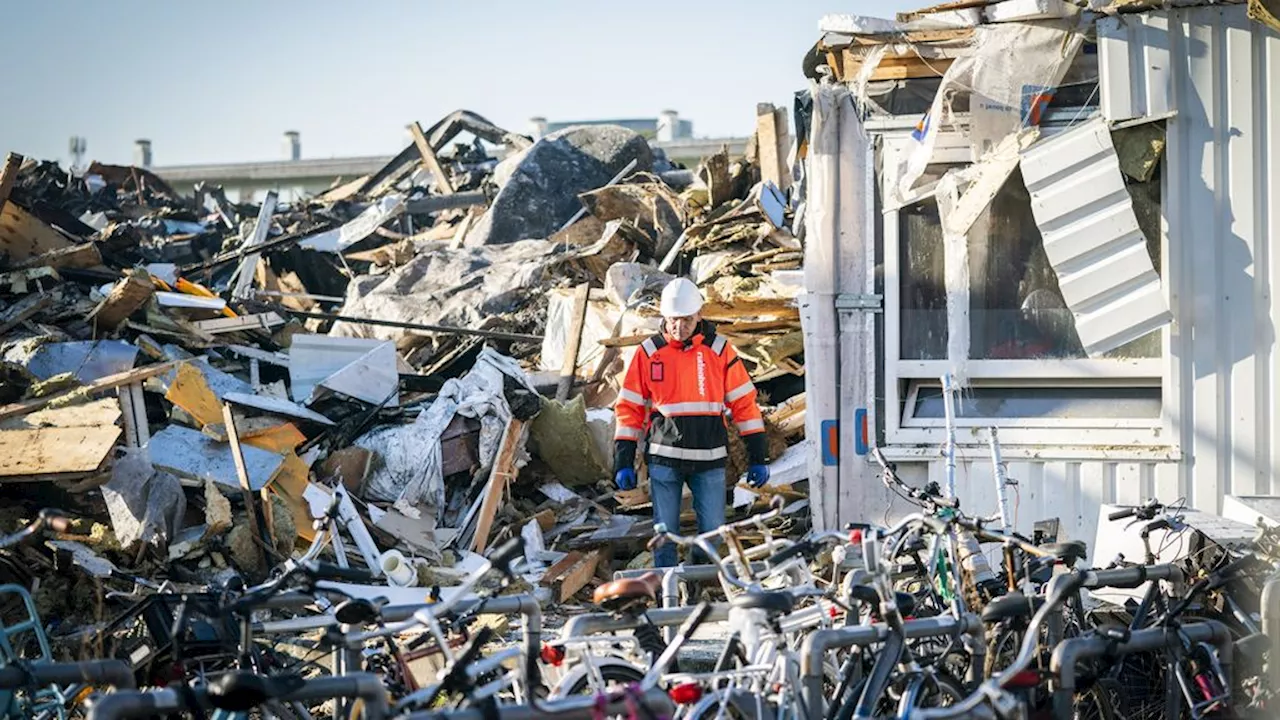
[538,288,660,378]
[331,240,568,343]
[893,19,1086,207]
[359,348,538,518]
[102,448,187,551]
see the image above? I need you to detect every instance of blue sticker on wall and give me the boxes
[854,408,869,456]
[821,420,839,467]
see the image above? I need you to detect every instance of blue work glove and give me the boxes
[746,464,770,488]
[615,468,637,491]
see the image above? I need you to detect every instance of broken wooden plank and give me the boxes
[409,121,455,195]
[193,312,285,335]
[540,549,603,603]
[471,418,526,554]
[0,203,73,262]
[223,404,271,568]
[0,397,121,431]
[14,243,102,271]
[88,274,155,331]
[0,293,52,336]
[556,283,591,402]
[0,426,121,480]
[597,334,649,349]
[0,360,179,422]
[756,104,791,193]
[0,153,21,210]
[701,150,733,209]
[118,382,149,448]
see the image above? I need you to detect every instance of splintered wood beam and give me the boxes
[471,418,526,554]
[409,121,456,195]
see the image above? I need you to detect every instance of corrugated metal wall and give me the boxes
[1099,4,1280,508]
[882,5,1280,553]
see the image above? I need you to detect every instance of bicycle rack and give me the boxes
[0,583,71,719]
[1049,620,1232,720]
[799,613,985,720]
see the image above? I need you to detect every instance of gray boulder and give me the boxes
[465,125,653,246]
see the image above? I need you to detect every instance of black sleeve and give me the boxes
[744,433,768,467]
[614,439,638,474]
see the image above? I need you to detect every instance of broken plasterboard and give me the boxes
[300,194,407,253]
[24,340,139,384]
[147,424,283,491]
[289,335,405,407]
[1019,118,1171,356]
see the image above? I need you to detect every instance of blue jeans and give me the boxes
[649,464,726,568]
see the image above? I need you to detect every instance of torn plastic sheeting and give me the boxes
[331,240,567,343]
[734,442,809,508]
[299,194,407,253]
[819,14,902,35]
[895,19,1086,206]
[603,262,673,309]
[359,348,538,514]
[23,340,138,384]
[937,172,972,383]
[102,448,187,550]
[538,288,659,376]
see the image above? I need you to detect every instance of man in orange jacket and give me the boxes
[614,278,769,567]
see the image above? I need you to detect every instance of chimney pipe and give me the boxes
[528,117,548,140]
[283,131,300,161]
[134,139,152,168]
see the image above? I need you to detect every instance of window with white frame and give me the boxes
[882,129,1171,448]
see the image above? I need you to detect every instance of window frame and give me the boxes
[881,129,1174,448]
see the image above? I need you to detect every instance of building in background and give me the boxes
[143,110,746,203]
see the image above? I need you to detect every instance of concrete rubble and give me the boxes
[0,105,811,651]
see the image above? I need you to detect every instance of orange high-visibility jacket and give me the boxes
[613,322,766,473]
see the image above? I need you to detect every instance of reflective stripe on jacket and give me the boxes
[614,321,766,473]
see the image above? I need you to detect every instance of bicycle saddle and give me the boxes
[593,572,662,611]
[847,585,917,618]
[1042,541,1088,567]
[334,597,386,626]
[207,671,307,711]
[980,591,1046,623]
[731,590,796,617]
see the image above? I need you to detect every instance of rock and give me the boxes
[465,125,653,247]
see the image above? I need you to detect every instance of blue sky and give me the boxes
[1,1,917,167]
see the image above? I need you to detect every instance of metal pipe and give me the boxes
[404,191,489,215]
[256,594,541,634]
[661,569,681,643]
[1043,564,1184,647]
[560,603,732,641]
[0,660,136,691]
[401,687,675,720]
[801,614,983,719]
[1262,573,1280,691]
[613,562,767,581]
[1050,621,1231,720]
[86,688,184,720]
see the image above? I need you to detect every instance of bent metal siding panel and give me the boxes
[890,5,1280,556]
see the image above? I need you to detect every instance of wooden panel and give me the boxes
[0,203,72,261]
[0,426,120,479]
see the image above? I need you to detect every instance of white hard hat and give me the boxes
[660,277,704,317]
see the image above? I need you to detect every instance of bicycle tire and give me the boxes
[895,670,965,716]
[564,664,646,697]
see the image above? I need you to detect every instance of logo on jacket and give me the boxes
[696,351,707,397]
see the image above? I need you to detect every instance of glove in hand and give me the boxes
[746,464,770,488]
[615,468,637,491]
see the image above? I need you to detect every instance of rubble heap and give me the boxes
[0,107,809,656]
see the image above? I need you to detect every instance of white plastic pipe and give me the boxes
[379,550,418,588]
[941,373,958,499]
[989,427,1012,532]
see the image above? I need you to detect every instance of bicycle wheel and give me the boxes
[895,670,966,715]
[684,688,767,720]
[564,664,646,696]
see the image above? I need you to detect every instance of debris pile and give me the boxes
[0,106,809,647]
